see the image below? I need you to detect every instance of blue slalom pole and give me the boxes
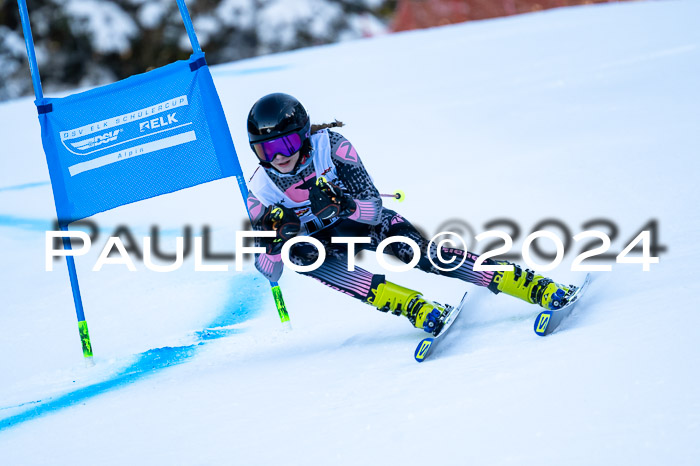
[16,0,43,102]
[60,225,94,362]
[176,0,291,329]
[175,0,202,54]
[17,0,95,363]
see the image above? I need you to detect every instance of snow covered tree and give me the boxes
[0,0,390,101]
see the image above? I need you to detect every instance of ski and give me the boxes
[533,273,592,336]
[414,291,468,363]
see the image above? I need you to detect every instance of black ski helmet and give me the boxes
[247,93,311,155]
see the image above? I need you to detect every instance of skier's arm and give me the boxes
[328,132,382,225]
[247,192,299,282]
[247,191,266,226]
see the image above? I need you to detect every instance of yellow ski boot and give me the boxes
[367,281,449,334]
[488,263,575,310]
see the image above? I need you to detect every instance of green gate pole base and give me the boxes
[78,320,95,366]
[271,285,292,332]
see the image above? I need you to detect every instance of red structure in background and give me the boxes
[392,0,626,31]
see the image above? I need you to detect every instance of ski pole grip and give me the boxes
[380,190,406,202]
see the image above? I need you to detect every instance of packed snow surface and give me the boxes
[1,1,699,464]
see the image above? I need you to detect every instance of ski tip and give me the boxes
[534,311,552,336]
[414,337,435,362]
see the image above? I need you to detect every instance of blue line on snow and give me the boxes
[0,274,267,431]
[0,181,50,193]
[211,64,290,77]
[0,400,42,412]
[0,215,187,238]
[0,215,53,232]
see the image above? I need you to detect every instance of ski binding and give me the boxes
[414,291,468,363]
[533,273,592,336]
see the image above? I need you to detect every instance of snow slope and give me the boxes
[1,1,699,465]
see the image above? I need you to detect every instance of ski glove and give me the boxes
[309,177,357,221]
[258,204,301,255]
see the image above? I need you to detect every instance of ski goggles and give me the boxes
[251,130,308,163]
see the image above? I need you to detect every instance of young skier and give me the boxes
[246,93,576,334]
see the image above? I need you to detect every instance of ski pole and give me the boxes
[233,176,291,330]
[177,0,291,332]
[380,190,405,202]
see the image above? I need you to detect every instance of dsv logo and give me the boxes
[139,112,178,132]
[71,129,122,151]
